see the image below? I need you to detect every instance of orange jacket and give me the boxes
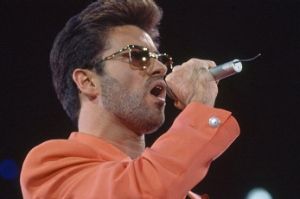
[21,103,240,199]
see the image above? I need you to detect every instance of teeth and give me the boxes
[157,97,166,102]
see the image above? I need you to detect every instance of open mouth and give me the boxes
[151,85,163,97]
[149,81,167,99]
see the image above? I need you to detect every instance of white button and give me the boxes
[208,116,221,128]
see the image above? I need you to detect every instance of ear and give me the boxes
[72,68,99,100]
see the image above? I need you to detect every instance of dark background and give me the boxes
[1,0,300,198]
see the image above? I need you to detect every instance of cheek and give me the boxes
[105,63,147,91]
[119,71,146,90]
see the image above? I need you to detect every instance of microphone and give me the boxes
[166,54,261,100]
[209,53,261,81]
[209,59,242,81]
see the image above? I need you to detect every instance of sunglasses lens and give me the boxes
[119,45,173,72]
[130,48,150,69]
[158,54,172,67]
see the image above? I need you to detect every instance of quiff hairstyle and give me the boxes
[50,0,162,124]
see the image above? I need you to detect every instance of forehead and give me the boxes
[105,25,157,54]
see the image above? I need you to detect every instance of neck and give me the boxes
[104,132,145,159]
[78,102,146,159]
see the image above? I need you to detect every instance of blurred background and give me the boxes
[1,0,299,198]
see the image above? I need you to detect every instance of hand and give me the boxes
[165,58,218,109]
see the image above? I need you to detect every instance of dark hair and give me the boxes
[50,0,162,124]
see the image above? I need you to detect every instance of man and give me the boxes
[20,0,240,198]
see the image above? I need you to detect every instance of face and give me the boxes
[98,25,168,135]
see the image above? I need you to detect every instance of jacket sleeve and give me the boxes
[20,102,240,199]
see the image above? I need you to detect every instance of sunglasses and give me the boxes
[99,45,173,72]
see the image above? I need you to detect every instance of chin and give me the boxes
[142,116,165,135]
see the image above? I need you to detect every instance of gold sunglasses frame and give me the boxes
[99,44,173,71]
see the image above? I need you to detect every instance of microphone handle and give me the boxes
[209,59,242,81]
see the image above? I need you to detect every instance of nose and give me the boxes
[147,59,168,76]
